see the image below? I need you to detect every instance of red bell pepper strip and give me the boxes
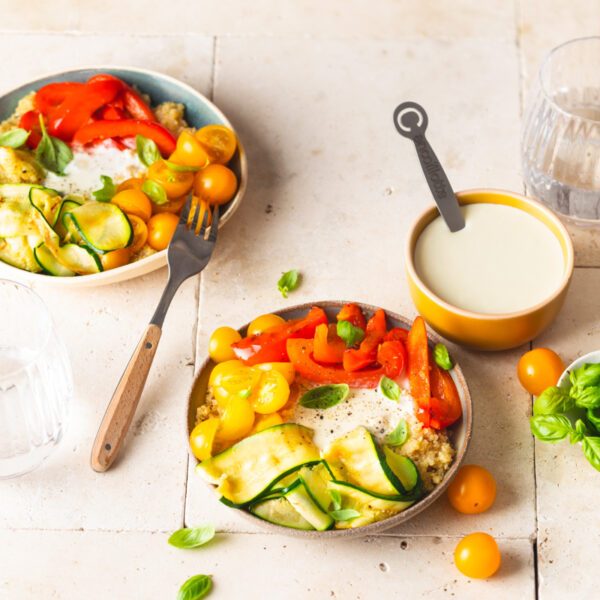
[406,316,430,401]
[87,74,156,121]
[231,307,328,366]
[377,340,406,379]
[48,79,123,141]
[342,349,374,372]
[342,308,388,372]
[336,303,366,331]
[34,82,85,115]
[98,105,126,121]
[72,119,177,156]
[427,359,462,429]
[18,110,43,149]
[313,323,345,364]
[384,327,409,343]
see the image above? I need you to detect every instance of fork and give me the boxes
[91,195,219,472]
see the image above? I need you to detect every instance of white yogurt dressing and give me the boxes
[44,143,145,196]
[414,203,565,314]
[292,380,414,449]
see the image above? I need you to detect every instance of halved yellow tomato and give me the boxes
[251,412,284,434]
[247,314,286,336]
[210,361,262,407]
[189,417,219,461]
[215,397,255,441]
[251,370,290,415]
[195,124,237,165]
[209,326,242,363]
[255,362,295,385]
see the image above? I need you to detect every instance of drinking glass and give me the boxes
[521,36,600,225]
[0,280,72,478]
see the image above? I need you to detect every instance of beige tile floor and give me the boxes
[0,2,598,598]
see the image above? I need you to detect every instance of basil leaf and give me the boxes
[582,436,600,472]
[570,363,600,391]
[238,389,252,399]
[533,386,575,415]
[572,385,600,409]
[165,160,202,172]
[277,269,299,298]
[299,384,349,409]
[433,343,454,370]
[0,128,29,148]
[328,489,342,511]
[168,524,215,549]
[136,134,161,167]
[379,376,401,401]
[329,508,361,521]
[530,414,572,443]
[569,419,588,444]
[587,408,600,434]
[336,320,365,348]
[35,116,72,175]
[177,574,212,600]
[142,179,168,205]
[92,175,117,202]
[385,419,408,446]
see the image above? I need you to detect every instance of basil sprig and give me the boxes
[177,574,212,600]
[35,116,72,175]
[165,160,202,172]
[533,386,575,416]
[337,320,364,348]
[136,134,161,167]
[379,376,401,401]
[530,414,573,442]
[142,179,168,205]
[329,489,342,511]
[385,419,408,446]
[582,436,600,471]
[93,175,117,202]
[433,343,454,370]
[329,508,361,522]
[168,524,215,549]
[277,269,299,298]
[299,384,349,409]
[0,128,29,148]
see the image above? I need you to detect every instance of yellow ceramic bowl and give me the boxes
[405,188,574,351]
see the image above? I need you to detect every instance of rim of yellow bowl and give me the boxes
[405,187,575,321]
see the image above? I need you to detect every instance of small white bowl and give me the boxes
[558,350,600,388]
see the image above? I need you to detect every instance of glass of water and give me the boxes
[0,280,72,478]
[521,36,600,225]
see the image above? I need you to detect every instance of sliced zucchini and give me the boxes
[285,480,334,531]
[249,497,314,530]
[0,183,44,207]
[298,461,335,513]
[29,187,62,227]
[0,235,42,272]
[327,481,414,529]
[382,447,421,496]
[55,243,102,275]
[63,201,132,253]
[195,423,320,506]
[33,242,75,277]
[54,198,83,239]
[0,201,37,237]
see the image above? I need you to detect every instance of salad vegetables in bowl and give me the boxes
[187,301,472,538]
[0,66,246,286]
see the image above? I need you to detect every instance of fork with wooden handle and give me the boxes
[91,195,219,472]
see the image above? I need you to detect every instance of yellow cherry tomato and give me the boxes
[251,370,290,415]
[251,412,284,434]
[255,362,295,385]
[147,212,179,251]
[247,313,286,336]
[100,246,132,271]
[209,360,245,387]
[147,160,194,199]
[117,177,145,193]
[127,214,148,253]
[111,189,152,222]
[170,131,210,167]
[189,417,219,461]
[517,348,565,396]
[447,465,497,514]
[210,363,261,407]
[195,124,237,165]
[454,533,501,579]
[151,193,188,215]
[209,326,242,363]
[187,196,212,234]
[193,164,237,206]
[215,397,255,441]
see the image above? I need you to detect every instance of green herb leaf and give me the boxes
[35,116,72,175]
[177,574,212,600]
[572,385,600,409]
[168,525,215,549]
[569,419,588,444]
[385,419,408,446]
[136,134,161,167]
[587,408,600,434]
[0,128,29,148]
[299,384,349,409]
[433,343,454,370]
[277,269,299,298]
[379,376,401,401]
[142,179,168,205]
[92,175,117,202]
[533,386,575,415]
[582,436,600,472]
[328,489,342,511]
[569,363,600,391]
[238,389,252,399]
[329,508,361,521]
[336,320,365,348]
[530,414,572,443]
[165,160,202,172]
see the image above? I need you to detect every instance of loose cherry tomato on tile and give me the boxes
[447,465,496,514]
[147,212,179,251]
[251,370,290,415]
[209,326,242,363]
[517,348,564,396]
[189,417,219,461]
[247,314,286,336]
[126,214,148,253]
[147,161,194,199]
[170,131,210,167]
[195,124,237,165]
[215,397,255,442]
[100,247,132,271]
[193,164,237,206]
[454,533,501,579]
[111,189,152,222]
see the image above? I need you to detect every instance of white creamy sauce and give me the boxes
[414,203,564,314]
[292,380,414,449]
[44,143,145,196]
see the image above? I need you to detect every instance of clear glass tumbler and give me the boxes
[0,280,72,478]
[521,36,600,225]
